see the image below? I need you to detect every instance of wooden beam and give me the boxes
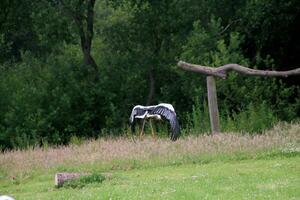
[178,61,300,79]
[177,60,300,135]
[207,76,220,134]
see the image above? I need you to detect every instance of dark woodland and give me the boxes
[0,0,299,149]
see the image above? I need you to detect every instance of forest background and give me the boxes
[0,0,299,149]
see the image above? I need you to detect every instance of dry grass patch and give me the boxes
[0,123,299,177]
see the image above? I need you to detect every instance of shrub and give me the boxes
[61,173,105,189]
[222,102,277,134]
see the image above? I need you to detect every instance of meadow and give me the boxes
[0,123,299,199]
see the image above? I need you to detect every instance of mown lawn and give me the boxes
[1,156,299,200]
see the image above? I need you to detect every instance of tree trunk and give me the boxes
[146,69,155,105]
[143,69,155,132]
[82,45,98,71]
[59,0,98,72]
[82,0,98,71]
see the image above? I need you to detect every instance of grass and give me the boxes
[1,157,299,199]
[0,122,299,199]
[61,173,106,189]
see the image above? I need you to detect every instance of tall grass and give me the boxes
[0,123,298,178]
[221,102,277,133]
[185,98,210,134]
[184,98,278,134]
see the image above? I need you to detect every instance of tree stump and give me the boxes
[55,172,89,187]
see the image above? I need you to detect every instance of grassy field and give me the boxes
[1,157,299,200]
[0,123,299,199]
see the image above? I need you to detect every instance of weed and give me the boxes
[61,173,105,188]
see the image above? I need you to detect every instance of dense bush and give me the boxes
[0,50,106,148]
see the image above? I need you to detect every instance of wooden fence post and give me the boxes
[178,60,300,135]
[207,76,220,134]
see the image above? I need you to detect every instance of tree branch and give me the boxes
[177,61,300,79]
[218,19,241,35]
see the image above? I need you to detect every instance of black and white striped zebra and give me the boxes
[129,103,180,141]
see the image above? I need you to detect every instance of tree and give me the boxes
[238,0,300,72]
[0,0,40,62]
[0,0,79,64]
[56,0,98,71]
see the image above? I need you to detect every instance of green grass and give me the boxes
[1,156,299,200]
[60,173,106,189]
[0,123,299,199]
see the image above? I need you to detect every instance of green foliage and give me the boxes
[238,0,300,68]
[222,102,277,134]
[61,173,105,188]
[184,97,210,134]
[179,18,298,134]
[183,98,277,135]
[0,0,74,62]
[0,0,299,149]
[70,135,84,146]
[0,48,105,149]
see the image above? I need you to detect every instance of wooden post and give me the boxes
[177,60,300,135]
[207,76,220,134]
